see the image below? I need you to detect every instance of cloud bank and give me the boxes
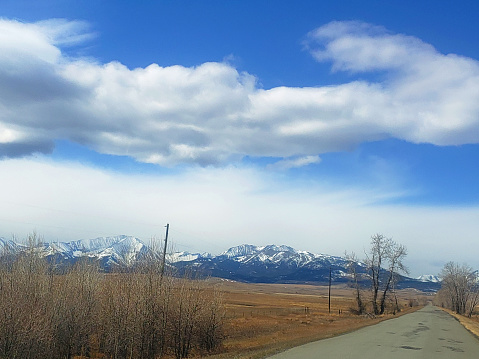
[1,157,478,276]
[1,19,479,166]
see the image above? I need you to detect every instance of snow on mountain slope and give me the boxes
[220,244,261,258]
[1,235,150,268]
[217,243,349,269]
[416,274,441,283]
[100,236,149,266]
[167,251,212,263]
[0,237,25,253]
[43,235,137,256]
[170,243,362,284]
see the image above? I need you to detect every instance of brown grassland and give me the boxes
[204,280,432,359]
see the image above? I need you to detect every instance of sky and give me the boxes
[1,0,479,277]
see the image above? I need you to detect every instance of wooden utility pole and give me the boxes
[328,266,332,314]
[160,223,169,279]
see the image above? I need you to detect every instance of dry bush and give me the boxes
[0,234,53,359]
[167,279,223,358]
[51,259,100,359]
[196,287,225,354]
[98,272,174,359]
[0,234,224,359]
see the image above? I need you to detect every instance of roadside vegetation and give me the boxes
[433,262,479,339]
[346,233,408,316]
[0,234,224,359]
[434,261,479,317]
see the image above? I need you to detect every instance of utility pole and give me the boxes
[328,266,332,314]
[160,223,169,279]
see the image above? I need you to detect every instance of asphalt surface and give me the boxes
[267,305,479,358]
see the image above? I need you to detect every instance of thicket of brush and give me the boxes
[0,235,224,359]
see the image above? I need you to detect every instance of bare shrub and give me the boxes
[50,259,100,359]
[0,233,52,359]
[0,233,225,359]
[170,278,203,358]
[408,298,418,307]
[196,286,225,353]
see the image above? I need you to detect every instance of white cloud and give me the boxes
[267,155,321,170]
[35,19,95,47]
[305,21,479,145]
[305,21,434,72]
[1,18,479,166]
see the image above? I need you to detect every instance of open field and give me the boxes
[205,281,432,359]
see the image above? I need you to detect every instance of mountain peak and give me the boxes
[262,244,297,254]
[220,244,260,258]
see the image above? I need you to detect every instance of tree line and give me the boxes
[435,262,479,317]
[0,234,224,359]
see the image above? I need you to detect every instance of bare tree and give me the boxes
[365,234,408,315]
[439,262,479,317]
[345,251,365,314]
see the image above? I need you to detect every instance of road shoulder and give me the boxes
[440,308,479,339]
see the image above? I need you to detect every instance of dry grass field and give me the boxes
[205,280,431,359]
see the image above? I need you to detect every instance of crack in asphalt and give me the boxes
[400,345,422,350]
[443,345,464,352]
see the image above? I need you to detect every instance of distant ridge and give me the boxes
[169,243,440,291]
[0,237,440,291]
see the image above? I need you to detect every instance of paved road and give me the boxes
[268,305,479,358]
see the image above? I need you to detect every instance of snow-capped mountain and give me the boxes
[0,235,150,269]
[171,244,361,283]
[0,237,441,290]
[170,244,440,291]
[416,274,441,283]
[0,237,25,253]
[219,244,349,270]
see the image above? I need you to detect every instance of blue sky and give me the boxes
[1,0,479,276]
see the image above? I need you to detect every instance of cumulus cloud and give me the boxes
[1,19,479,165]
[305,21,479,145]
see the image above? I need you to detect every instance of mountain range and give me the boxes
[0,235,441,290]
[0,235,150,269]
